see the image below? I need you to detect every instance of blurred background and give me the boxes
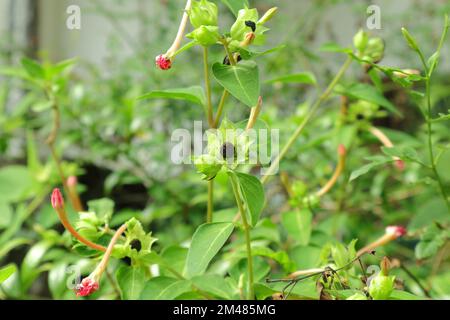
[0,0,449,299]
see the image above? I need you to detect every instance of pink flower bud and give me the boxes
[67,176,78,187]
[155,54,172,70]
[51,188,64,210]
[385,225,407,238]
[338,144,346,156]
[395,159,405,171]
[75,277,99,297]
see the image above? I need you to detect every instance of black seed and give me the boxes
[245,20,256,32]
[130,239,142,251]
[221,142,236,160]
[223,54,242,65]
[121,257,132,266]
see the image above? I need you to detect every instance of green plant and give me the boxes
[0,0,449,301]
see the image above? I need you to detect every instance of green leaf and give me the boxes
[184,222,234,278]
[349,156,393,181]
[116,266,146,300]
[319,42,352,53]
[21,241,51,290]
[221,0,249,17]
[415,224,449,259]
[390,290,424,300]
[191,274,236,299]
[381,146,422,164]
[266,72,316,85]
[0,202,12,229]
[138,86,206,107]
[21,57,45,79]
[0,165,33,203]
[31,100,53,112]
[140,277,192,300]
[233,172,265,227]
[281,209,312,246]
[212,60,260,107]
[48,263,69,299]
[0,264,16,284]
[335,83,402,116]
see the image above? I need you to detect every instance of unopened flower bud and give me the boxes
[385,225,407,238]
[401,27,419,52]
[155,54,172,70]
[75,277,99,297]
[338,144,346,157]
[393,69,421,78]
[258,7,278,25]
[380,256,391,276]
[189,0,218,28]
[67,176,77,187]
[51,188,64,210]
[187,25,220,46]
[240,32,256,47]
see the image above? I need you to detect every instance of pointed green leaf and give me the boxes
[212,60,260,107]
[267,72,316,85]
[233,172,265,227]
[221,0,249,17]
[0,264,16,284]
[116,266,146,300]
[184,222,234,278]
[281,209,312,246]
[21,57,45,79]
[140,277,192,300]
[138,86,206,107]
[335,83,402,116]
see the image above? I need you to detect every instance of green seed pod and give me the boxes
[230,8,259,41]
[353,29,369,53]
[302,194,320,208]
[189,0,218,28]
[365,37,385,63]
[187,25,220,46]
[369,274,395,300]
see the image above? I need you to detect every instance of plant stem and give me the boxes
[202,47,215,222]
[261,56,352,184]
[419,54,450,212]
[213,90,229,128]
[203,47,214,128]
[207,180,214,223]
[230,174,254,300]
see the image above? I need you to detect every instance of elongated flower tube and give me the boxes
[245,96,263,130]
[51,188,106,252]
[288,267,325,279]
[369,126,404,170]
[316,144,347,197]
[67,176,84,212]
[357,225,407,257]
[76,223,128,297]
[155,0,192,70]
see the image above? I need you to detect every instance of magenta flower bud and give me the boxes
[155,54,172,70]
[385,225,407,238]
[75,277,99,297]
[51,188,64,210]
